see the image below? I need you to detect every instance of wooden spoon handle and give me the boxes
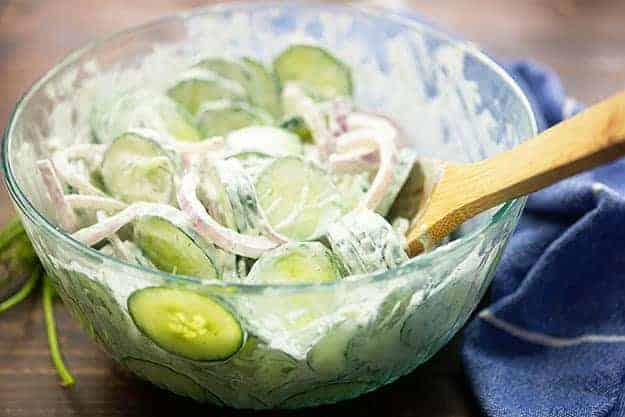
[407,91,625,256]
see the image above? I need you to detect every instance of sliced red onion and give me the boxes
[177,173,279,258]
[345,112,400,140]
[328,147,380,174]
[96,211,133,261]
[52,151,106,197]
[71,205,139,246]
[37,159,78,232]
[335,127,398,211]
[326,98,353,137]
[65,195,127,212]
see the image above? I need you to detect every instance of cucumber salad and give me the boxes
[36,45,432,407]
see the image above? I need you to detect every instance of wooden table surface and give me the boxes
[1,1,624,416]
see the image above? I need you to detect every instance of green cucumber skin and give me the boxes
[167,78,245,115]
[127,287,245,362]
[90,89,202,144]
[197,102,273,138]
[195,58,251,90]
[327,210,409,276]
[241,57,283,119]
[255,156,347,241]
[376,148,418,216]
[133,216,219,280]
[100,132,176,204]
[280,116,313,143]
[247,242,345,285]
[195,57,282,119]
[274,45,353,100]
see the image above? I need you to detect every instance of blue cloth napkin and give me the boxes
[462,60,625,417]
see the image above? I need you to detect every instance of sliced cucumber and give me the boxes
[128,286,244,361]
[280,116,312,143]
[228,151,274,180]
[306,320,358,376]
[376,148,418,216]
[197,101,273,137]
[122,357,216,402]
[133,215,219,280]
[388,150,426,221]
[247,242,344,284]
[229,336,299,392]
[167,72,246,115]
[255,157,346,241]
[90,89,202,144]
[195,58,251,88]
[198,161,237,231]
[327,209,408,275]
[333,172,370,211]
[274,45,352,100]
[198,158,264,236]
[279,381,369,409]
[241,58,282,119]
[213,158,264,236]
[101,132,176,204]
[196,57,282,119]
[226,126,302,157]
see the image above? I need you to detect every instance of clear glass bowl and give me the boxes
[1,3,536,409]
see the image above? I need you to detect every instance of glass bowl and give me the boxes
[1,2,536,409]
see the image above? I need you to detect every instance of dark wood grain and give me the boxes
[1,0,624,415]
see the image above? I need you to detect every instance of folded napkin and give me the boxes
[462,60,625,417]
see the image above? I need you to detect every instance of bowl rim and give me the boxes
[1,1,537,291]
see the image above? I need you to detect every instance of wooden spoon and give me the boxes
[406,91,625,257]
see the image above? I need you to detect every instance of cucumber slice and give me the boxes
[226,126,302,157]
[280,116,312,143]
[90,89,202,143]
[128,286,244,361]
[197,101,273,137]
[327,209,408,275]
[101,132,176,204]
[122,357,217,403]
[255,157,346,240]
[213,158,265,236]
[241,58,282,119]
[247,242,344,284]
[133,215,219,280]
[306,320,358,376]
[228,152,274,181]
[198,158,264,236]
[229,336,299,393]
[195,58,251,88]
[167,72,246,115]
[197,160,237,231]
[274,45,353,100]
[376,148,418,216]
[196,57,282,119]
[333,172,370,211]
[279,381,369,408]
[388,151,426,221]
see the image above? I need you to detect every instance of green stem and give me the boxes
[42,275,75,387]
[0,268,40,314]
[0,217,25,252]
